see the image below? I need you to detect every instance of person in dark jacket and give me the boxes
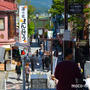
[42,55,45,70]
[45,55,50,71]
[15,62,21,80]
[36,50,39,57]
[53,48,82,90]
[30,54,35,71]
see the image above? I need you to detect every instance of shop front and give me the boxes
[0,44,17,71]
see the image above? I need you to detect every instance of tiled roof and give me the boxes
[0,1,17,11]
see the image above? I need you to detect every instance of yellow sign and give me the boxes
[24,6,27,8]
[20,19,23,22]
[24,40,27,43]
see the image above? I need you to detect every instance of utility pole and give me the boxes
[64,0,68,30]
[22,57,26,90]
[63,0,68,59]
[64,0,74,60]
[21,50,26,90]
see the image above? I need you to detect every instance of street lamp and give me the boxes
[49,13,52,30]
[36,13,39,20]
[35,13,39,44]
[35,13,39,32]
[49,13,51,18]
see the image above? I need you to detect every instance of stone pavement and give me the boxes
[6,69,56,90]
[6,71,23,90]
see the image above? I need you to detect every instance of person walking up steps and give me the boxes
[25,63,30,83]
[15,62,22,80]
[30,54,35,71]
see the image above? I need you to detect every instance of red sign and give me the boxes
[21,50,25,55]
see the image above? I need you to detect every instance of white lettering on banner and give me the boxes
[19,5,28,43]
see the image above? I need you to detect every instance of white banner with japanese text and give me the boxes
[19,5,28,43]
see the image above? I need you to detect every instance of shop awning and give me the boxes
[2,45,11,50]
[0,1,17,11]
[14,42,30,48]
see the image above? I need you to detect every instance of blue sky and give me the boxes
[22,0,52,12]
[30,0,52,9]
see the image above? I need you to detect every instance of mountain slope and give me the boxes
[21,0,52,13]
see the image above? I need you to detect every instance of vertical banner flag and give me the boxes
[19,5,28,43]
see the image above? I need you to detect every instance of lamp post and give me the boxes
[36,13,39,20]
[49,13,52,30]
[35,13,39,44]
[63,0,68,60]
[64,0,68,30]
[36,13,39,33]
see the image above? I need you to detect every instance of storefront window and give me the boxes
[0,18,5,30]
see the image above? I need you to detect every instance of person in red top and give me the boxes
[54,48,82,90]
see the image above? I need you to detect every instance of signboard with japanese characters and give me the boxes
[19,5,28,43]
[64,30,71,41]
[69,3,83,14]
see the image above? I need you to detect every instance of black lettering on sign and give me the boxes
[21,19,26,41]
[21,7,25,11]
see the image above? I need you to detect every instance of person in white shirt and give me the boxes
[85,75,90,90]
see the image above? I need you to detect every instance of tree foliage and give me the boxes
[25,0,36,37]
[28,5,36,36]
[50,0,90,15]
[28,21,35,36]
[16,0,21,4]
[50,0,64,15]
[50,0,90,34]
[44,23,54,30]
[28,5,36,19]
